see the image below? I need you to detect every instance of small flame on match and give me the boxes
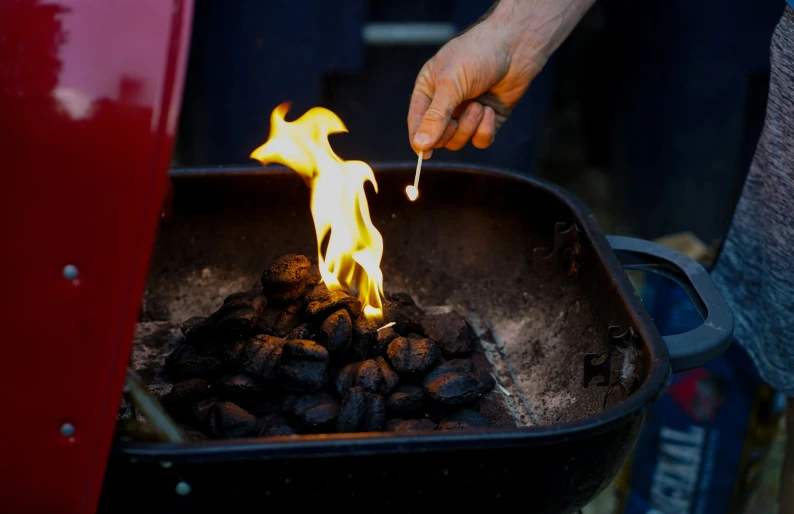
[405,185,419,201]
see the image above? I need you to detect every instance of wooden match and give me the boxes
[405,150,423,201]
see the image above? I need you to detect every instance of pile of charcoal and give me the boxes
[161,254,505,440]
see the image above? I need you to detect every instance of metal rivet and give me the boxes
[175,481,191,496]
[60,423,75,437]
[62,265,79,280]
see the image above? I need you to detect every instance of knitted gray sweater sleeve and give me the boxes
[711,6,794,396]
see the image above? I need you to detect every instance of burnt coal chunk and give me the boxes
[162,379,213,418]
[306,289,363,321]
[180,316,207,341]
[381,300,405,335]
[320,309,352,354]
[304,283,330,304]
[335,358,397,395]
[351,316,379,360]
[375,357,399,394]
[354,359,382,392]
[388,292,425,333]
[203,294,268,341]
[257,301,302,337]
[165,343,201,372]
[258,414,297,437]
[385,419,437,432]
[373,326,399,356]
[424,371,483,405]
[246,398,281,417]
[286,323,318,341]
[193,397,218,424]
[261,254,312,288]
[287,392,340,426]
[386,385,424,415]
[420,312,478,357]
[336,387,385,432]
[261,255,318,303]
[438,409,493,430]
[215,374,269,405]
[226,334,285,379]
[423,359,474,384]
[386,337,440,374]
[278,339,329,391]
[171,357,224,382]
[204,401,259,438]
[335,362,357,395]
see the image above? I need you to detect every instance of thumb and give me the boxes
[412,88,460,152]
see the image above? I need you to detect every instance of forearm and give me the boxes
[484,0,597,64]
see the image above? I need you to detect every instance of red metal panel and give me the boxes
[0,1,193,512]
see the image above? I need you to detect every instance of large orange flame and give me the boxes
[250,103,385,319]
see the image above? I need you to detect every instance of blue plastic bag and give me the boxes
[615,273,785,514]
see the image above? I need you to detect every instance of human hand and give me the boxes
[408,0,596,157]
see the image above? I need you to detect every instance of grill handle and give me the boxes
[607,235,734,373]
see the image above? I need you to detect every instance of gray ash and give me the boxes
[136,254,515,439]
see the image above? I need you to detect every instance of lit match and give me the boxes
[405,150,423,201]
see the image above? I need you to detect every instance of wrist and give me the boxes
[483,0,596,64]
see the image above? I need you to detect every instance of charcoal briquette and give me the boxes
[261,254,315,303]
[203,294,268,341]
[278,339,329,391]
[424,371,483,405]
[385,418,437,432]
[382,300,405,335]
[306,289,362,321]
[335,358,397,395]
[437,409,493,430]
[354,359,382,392]
[246,398,281,417]
[162,378,213,415]
[320,309,352,354]
[336,387,385,432]
[386,385,424,415]
[373,326,399,356]
[256,302,302,337]
[258,414,297,437]
[165,343,201,372]
[386,337,440,374]
[180,316,208,341]
[387,292,425,333]
[304,283,330,303]
[423,359,474,384]
[204,401,259,438]
[289,392,340,426]
[351,316,379,360]
[193,397,218,424]
[286,323,318,341]
[215,374,269,405]
[335,362,357,395]
[261,254,312,288]
[171,357,224,382]
[375,356,399,394]
[420,311,477,357]
[226,334,286,379]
